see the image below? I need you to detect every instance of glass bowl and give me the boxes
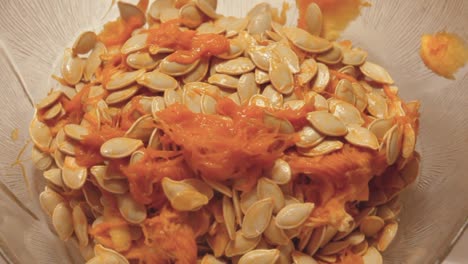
[0,0,466,263]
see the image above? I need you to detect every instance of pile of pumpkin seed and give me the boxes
[29,1,420,263]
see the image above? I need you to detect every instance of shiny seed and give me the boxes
[217,37,246,60]
[106,69,145,90]
[263,217,289,246]
[215,16,248,35]
[73,205,89,247]
[149,0,174,20]
[225,230,261,257]
[42,102,63,120]
[270,56,294,94]
[307,111,347,136]
[215,57,255,75]
[352,240,369,256]
[345,124,379,150]
[183,58,209,83]
[62,156,87,190]
[283,27,332,53]
[72,31,97,55]
[164,88,182,106]
[346,231,366,246]
[272,42,300,73]
[121,33,148,55]
[238,73,259,103]
[247,12,272,35]
[402,123,416,158]
[342,48,367,66]
[385,125,402,165]
[238,249,280,264]
[202,176,233,197]
[304,3,322,36]
[334,79,356,105]
[362,247,383,264]
[208,74,239,89]
[297,58,318,85]
[182,179,214,200]
[201,94,218,114]
[360,61,394,84]
[127,52,159,70]
[368,119,393,140]
[179,3,204,28]
[85,42,106,81]
[296,126,324,148]
[100,137,143,158]
[39,189,65,216]
[29,117,52,150]
[91,165,129,194]
[312,63,330,92]
[317,43,343,65]
[92,244,130,264]
[376,221,398,251]
[270,159,292,185]
[222,196,236,240]
[275,203,314,229]
[62,49,85,85]
[262,85,283,108]
[201,254,227,264]
[52,203,74,241]
[367,91,388,118]
[117,193,147,224]
[298,140,344,157]
[352,82,368,112]
[304,91,328,110]
[125,114,155,142]
[257,178,285,213]
[118,1,145,25]
[241,198,274,238]
[195,0,219,18]
[151,96,167,117]
[248,45,272,71]
[137,70,178,92]
[63,124,90,141]
[159,57,200,76]
[306,226,326,255]
[319,240,351,255]
[292,251,319,264]
[43,168,64,187]
[263,112,295,134]
[360,216,385,237]
[240,189,258,214]
[197,21,225,34]
[36,91,63,110]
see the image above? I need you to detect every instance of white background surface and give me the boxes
[443,231,467,264]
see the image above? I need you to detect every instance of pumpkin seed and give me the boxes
[238,249,279,264]
[306,111,348,136]
[72,31,97,55]
[100,137,143,158]
[275,203,314,229]
[241,198,274,238]
[52,202,74,241]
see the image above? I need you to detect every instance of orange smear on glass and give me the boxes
[297,0,369,40]
[146,20,230,64]
[420,31,468,79]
